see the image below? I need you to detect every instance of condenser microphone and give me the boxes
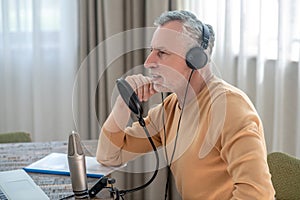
[67,131,89,199]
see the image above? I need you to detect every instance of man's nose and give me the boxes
[144,51,157,68]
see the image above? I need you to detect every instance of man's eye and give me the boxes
[158,51,167,57]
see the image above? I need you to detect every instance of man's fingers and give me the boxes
[124,74,156,102]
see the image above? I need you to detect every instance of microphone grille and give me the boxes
[68,132,84,156]
[68,136,75,156]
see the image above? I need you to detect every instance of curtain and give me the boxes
[0,0,78,141]
[178,0,300,157]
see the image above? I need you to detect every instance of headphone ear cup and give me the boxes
[185,47,208,70]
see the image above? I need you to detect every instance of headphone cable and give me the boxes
[163,69,195,200]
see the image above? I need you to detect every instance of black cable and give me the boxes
[161,93,169,165]
[118,118,159,196]
[170,69,195,164]
[163,69,195,200]
[164,165,172,200]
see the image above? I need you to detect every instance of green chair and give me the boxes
[267,152,300,200]
[0,132,32,143]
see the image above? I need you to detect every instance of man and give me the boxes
[97,10,275,199]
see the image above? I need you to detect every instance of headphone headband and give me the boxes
[201,23,210,50]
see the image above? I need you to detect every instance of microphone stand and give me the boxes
[88,79,160,200]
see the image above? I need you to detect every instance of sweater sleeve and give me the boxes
[96,106,163,167]
[218,92,275,199]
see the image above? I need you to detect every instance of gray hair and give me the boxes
[154,10,215,56]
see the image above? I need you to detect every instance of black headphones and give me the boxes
[185,23,210,70]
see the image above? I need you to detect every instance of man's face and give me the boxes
[144,21,194,93]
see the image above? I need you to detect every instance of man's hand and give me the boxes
[125,74,157,102]
[102,74,157,133]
